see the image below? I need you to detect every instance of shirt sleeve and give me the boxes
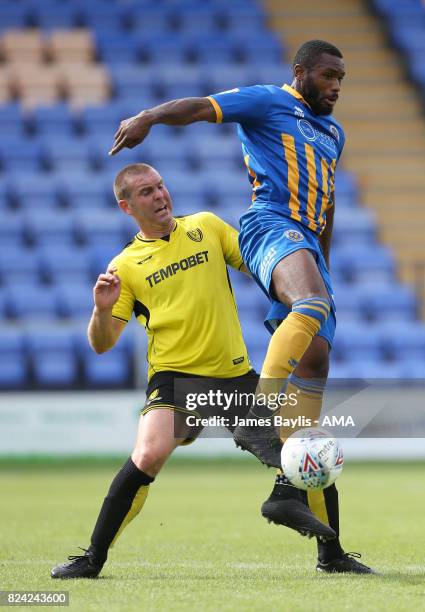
[207,85,273,124]
[337,128,345,162]
[109,257,135,323]
[205,213,244,271]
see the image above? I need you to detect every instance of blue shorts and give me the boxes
[239,208,336,348]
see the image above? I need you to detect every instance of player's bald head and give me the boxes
[293,40,343,70]
[114,163,160,201]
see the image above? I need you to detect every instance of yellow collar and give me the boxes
[282,84,311,108]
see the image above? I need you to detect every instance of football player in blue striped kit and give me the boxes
[109,40,375,573]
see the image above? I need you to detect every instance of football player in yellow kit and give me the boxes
[50,162,265,579]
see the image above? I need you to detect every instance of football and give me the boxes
[280,428,344,491]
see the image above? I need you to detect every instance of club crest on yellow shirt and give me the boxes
[187,228,203,242]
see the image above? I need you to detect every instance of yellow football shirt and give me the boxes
[110,212,251,380]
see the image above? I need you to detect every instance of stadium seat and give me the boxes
[57,283,93,319]
[0,246,41,285]
[26,328,78,386]
[29,4,80,29]
[95,31,143,62]
[77,104,129,137]
[47,29,95,63]
[38,245,92,284]
[82,348,131,387]
[0,213,26,247]
[332,208,377,246]
[0,353,28,388]
[331,245,395,282]
[333,323,386,362]
[76,212,125,247]
[0,110,29,138]
[42,138,90,173]
[381,322,425,360]
[89,243,129,277]
[8,174,60,209]
[342,358,406,379]
[0,6,31,31]
[0,140,45,173]
[30,105,77,138]
[7,284,60,320]
[59,173,110,209]
[33,352,79,387]
[24,210,77,247]
[365,285,418,321]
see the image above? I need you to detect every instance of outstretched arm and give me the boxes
[109,97,216,156]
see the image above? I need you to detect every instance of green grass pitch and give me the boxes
[1,457,425,611]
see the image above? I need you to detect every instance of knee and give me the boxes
[131,445,166,476]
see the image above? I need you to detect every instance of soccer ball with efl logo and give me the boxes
[280,428,344,491]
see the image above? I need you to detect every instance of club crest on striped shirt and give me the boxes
[284,229,304,242]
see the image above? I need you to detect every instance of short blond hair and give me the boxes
[113,163,157,202]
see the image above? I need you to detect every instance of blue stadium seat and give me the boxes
[82,348,131,387]
[76,212,125,247]
[206,66,255,92]
[176,9,223,35]
[254,64,293,86]
[59,173,110,209]
[143,40,188,65]
[0,353,28,388]
[33,351,79,386]
[333,207,377,246]
[109,65,158,93]
[25,210,77,247]
[77,104,130,137]
[0,120,29,140]
[205,170,251,202]
[57,283,93,319]
[333,171,358,205]
[0,140,45,173]
[95,31,143,63]
[333,323,386,362]
[38,245,92,284]
[9,174,60,209]
[365,285,417,321]
[398,360,425,379]
[128,9,175,35]
[29,4,80,29]
[331,245,395,282]
[382,322,425,360]
[0,181,11,211]
[26,327,78,386]
[171,195,206,216]
[0,5,31,31]
[342,358,406,379]
[0,213,26,247]
[79,3,131,29]
[7,284,60,320]
[89,243,130,275]
[237,38,284,65]
[30,105,77,138]
[0,246,40,285]
[42,138,91,173]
